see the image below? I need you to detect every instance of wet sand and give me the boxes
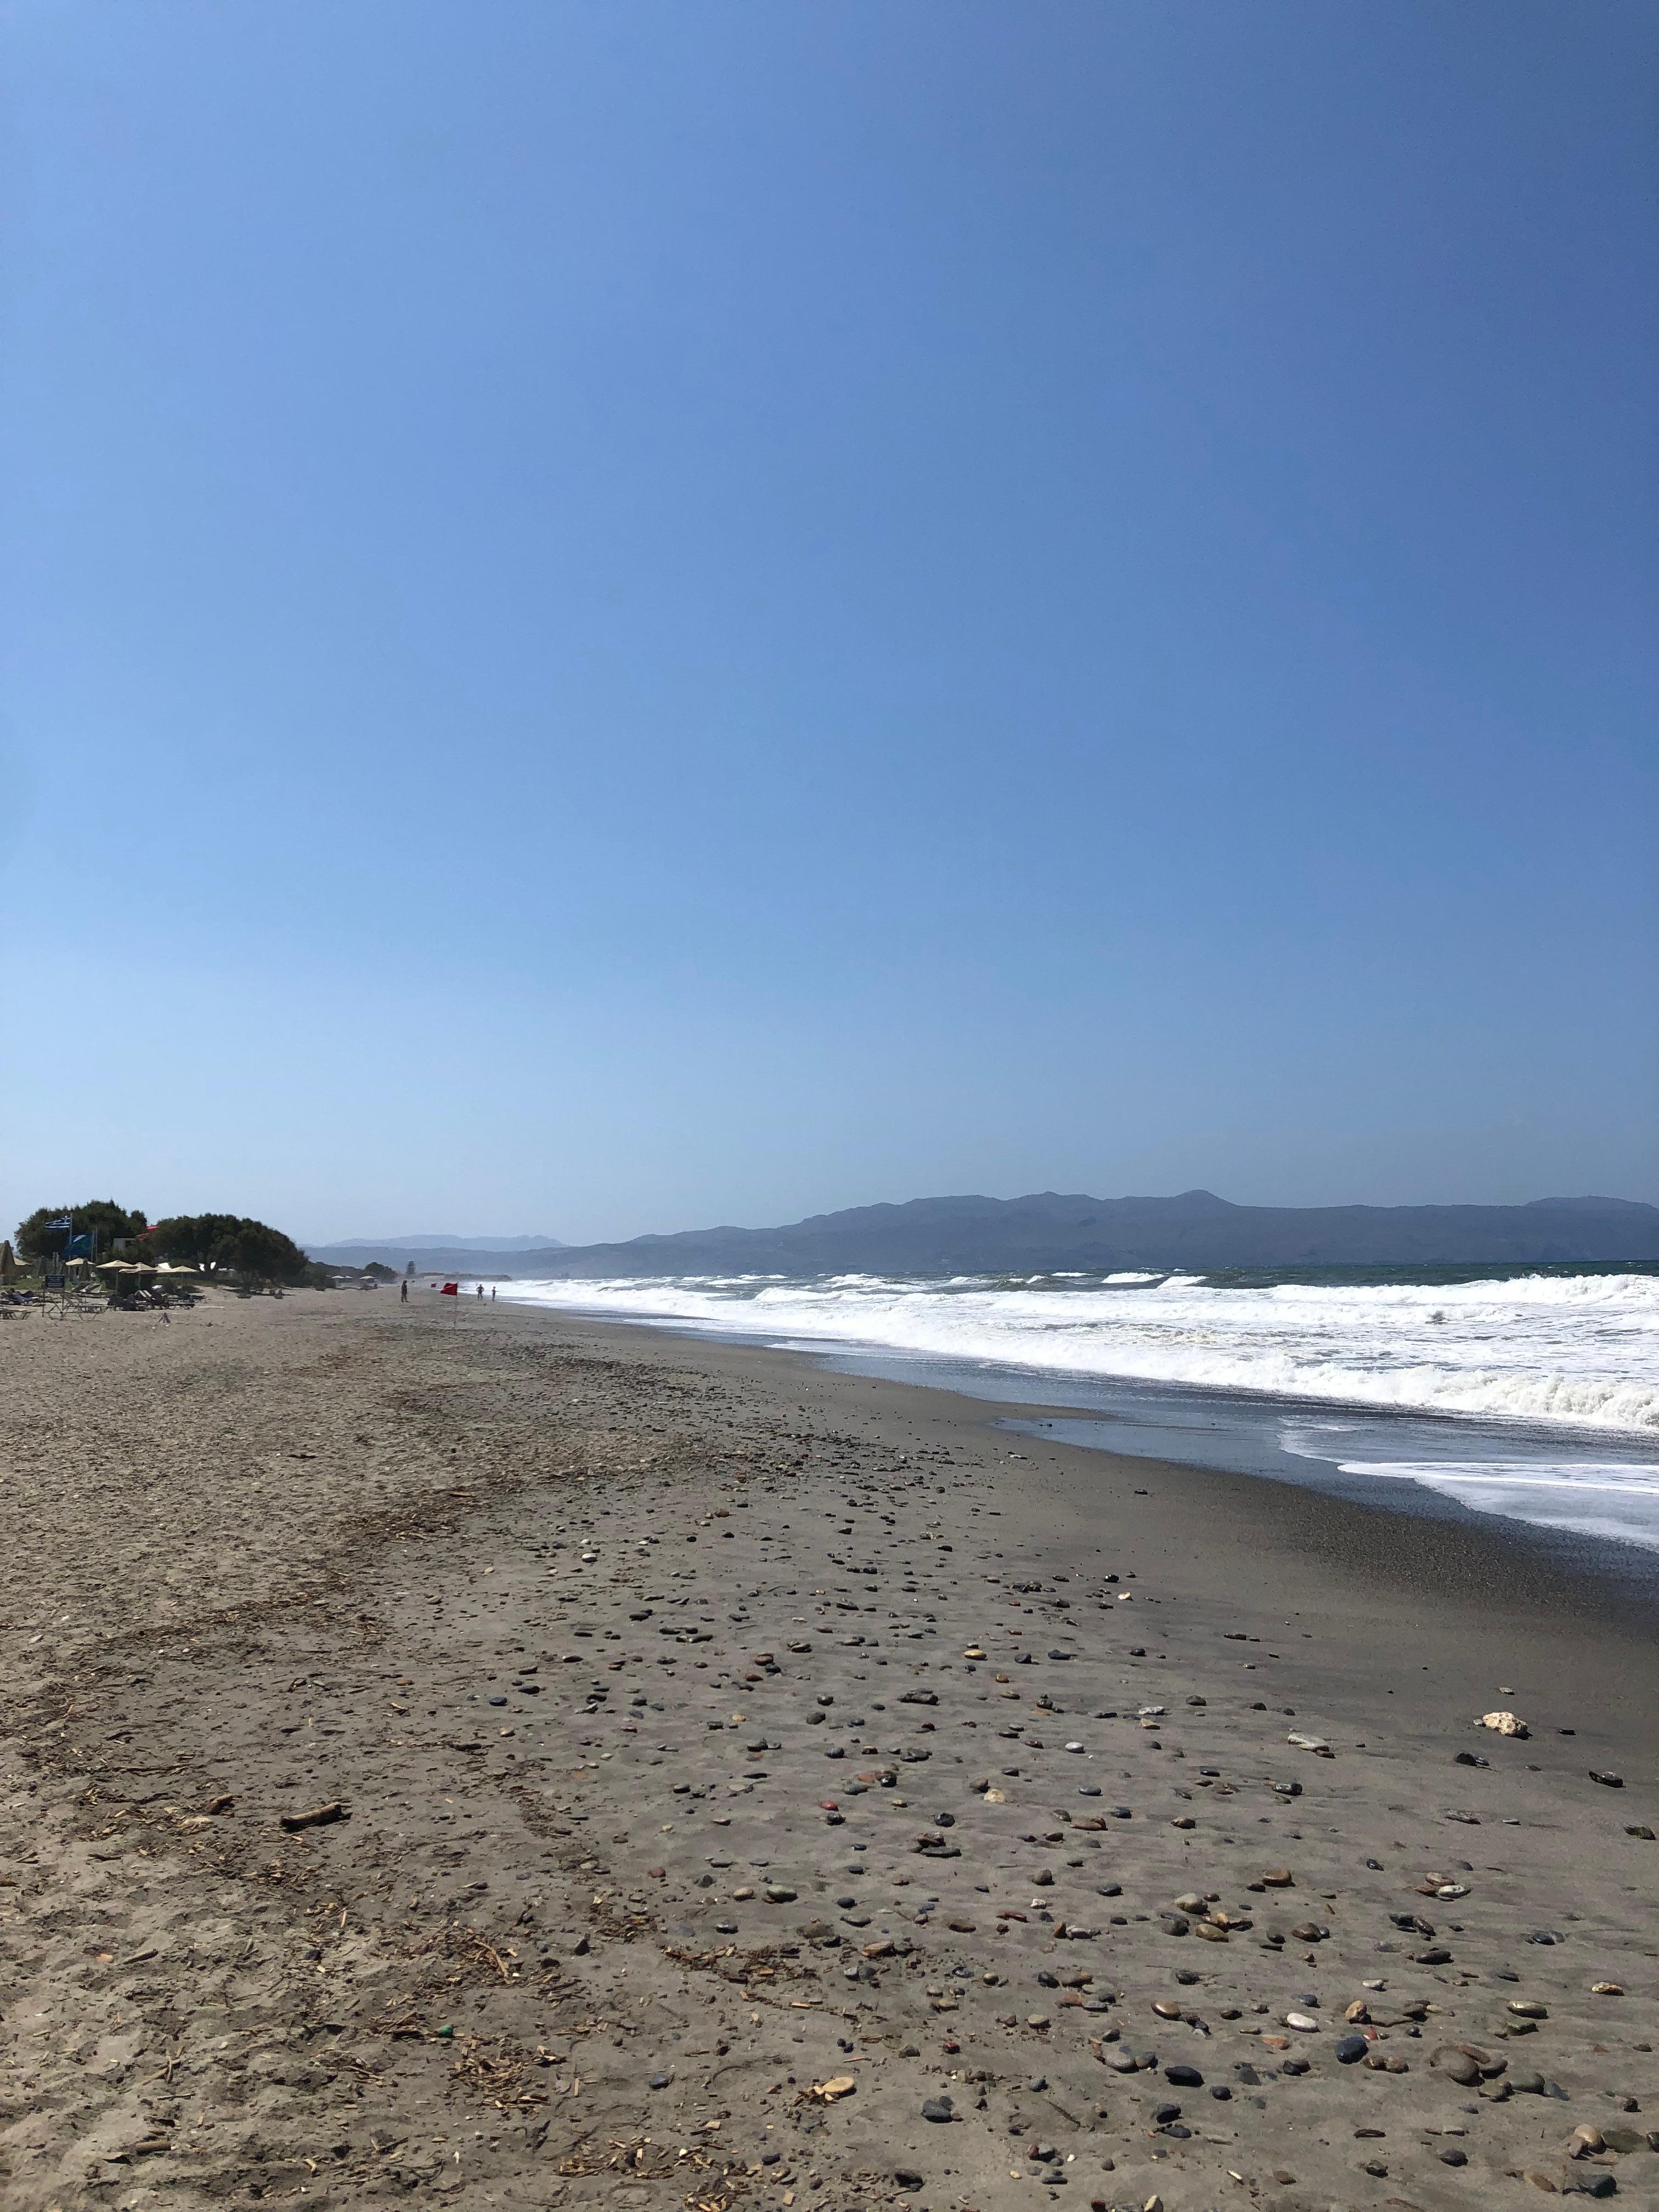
[2,1289,1655,2211]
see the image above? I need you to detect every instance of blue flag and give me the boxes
[65,1232,94,1258]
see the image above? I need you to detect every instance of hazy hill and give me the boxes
[312,1234,565,1271]
[427,1189,1659,1278]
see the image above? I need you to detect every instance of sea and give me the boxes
[490,1265,1659,1564]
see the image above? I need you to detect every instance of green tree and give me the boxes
[150,1214,312,1285]
[15,1200,148,1263]
[215,1219,311,1285]
[149,1213,244,1274]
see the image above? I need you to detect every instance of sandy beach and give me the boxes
[2,1289,1655,2212]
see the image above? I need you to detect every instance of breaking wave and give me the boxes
[499,1266,1659,1435]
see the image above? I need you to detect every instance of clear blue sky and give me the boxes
[4,1,1655,1246]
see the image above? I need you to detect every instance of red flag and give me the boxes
[441,1280,459,1297]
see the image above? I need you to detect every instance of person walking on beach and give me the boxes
[400,1278,408,1303]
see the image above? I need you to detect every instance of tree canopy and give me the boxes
[150,1214,312,1285]
[15,1200,148,1263]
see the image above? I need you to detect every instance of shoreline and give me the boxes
[545,1310,1659,1713]
[2,1289,1655,2210]
[492,1290,1659,1607]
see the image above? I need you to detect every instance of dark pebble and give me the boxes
[894,2170,924,2191]
[648,2072,670,2089]
[1165,2064,1203,2087]
[1438,2147,1468,2166]
[921,2096,954,2123]
[1335,2035,1368,2064]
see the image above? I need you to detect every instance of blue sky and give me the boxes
[4,0,1655,1246]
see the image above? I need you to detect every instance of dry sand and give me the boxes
[1,1288,1656,2212]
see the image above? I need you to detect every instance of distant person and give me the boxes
[490,1286,496,1302]
[400,1278,408,1303]
[477,1282,484,1299]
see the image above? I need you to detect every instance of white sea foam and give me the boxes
[1325,1460,1659,1551]
[501,1267,1659,1435]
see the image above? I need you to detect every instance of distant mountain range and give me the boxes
[314,1190,1659,1278]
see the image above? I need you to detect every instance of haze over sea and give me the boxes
[497,1263,1659,1556]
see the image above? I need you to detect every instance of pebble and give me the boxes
[1334,2034,1368,2064]
[921,2096,954,2123]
